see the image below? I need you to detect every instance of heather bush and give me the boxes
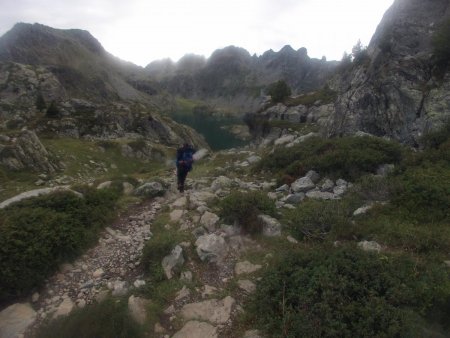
[0,188,119,302]
[256,136,403,181]
[219,191,276,234]
[247,246,450,337]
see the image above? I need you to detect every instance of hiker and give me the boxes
[176,143,196,192]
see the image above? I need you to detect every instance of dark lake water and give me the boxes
[168,112,248,150]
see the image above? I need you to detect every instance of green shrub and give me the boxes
[267,80,291,103]
[141,231,180,282]
[284,198,358,241]
[420,120,450,150]
[0,188,119,302]
[256,136,403,181]
[432,19,450,73]
[36,297,143,338]
[247,247,450,337]
[391,164,450,223]
[45,100,60,118]
[219,191,276,234]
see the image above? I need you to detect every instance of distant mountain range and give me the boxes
[0,0,449,145]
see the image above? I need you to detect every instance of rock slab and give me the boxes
[172,320,218,338]
[0,303,36,338]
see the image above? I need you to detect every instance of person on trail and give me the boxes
[176,143,196,192]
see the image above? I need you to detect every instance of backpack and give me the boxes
[177,146,195,171]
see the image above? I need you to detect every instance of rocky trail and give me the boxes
[1,145,372,338]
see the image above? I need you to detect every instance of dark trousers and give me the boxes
[177,165,189,192]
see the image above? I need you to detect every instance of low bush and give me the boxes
[219,191,276,234]
[283,197,359,241]
[256,135,403,181]
[247,246,450,337]
[36,297,143,338]
[0,188,119,303]
[391,164,450,223]
[141,230,180,282]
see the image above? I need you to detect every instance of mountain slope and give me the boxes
[145,45,338,113]
[0,23,153,103]
[326,0,450,144]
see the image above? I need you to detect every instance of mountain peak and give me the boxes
[0,22,106,65]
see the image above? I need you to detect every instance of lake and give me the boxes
[168,112,248,150]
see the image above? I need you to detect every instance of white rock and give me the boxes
[180,270,193,282]
[306,190,337,200]
[235,261,262,275]
[97,181,112,190]
[353,204,374,216]
[54,297,74,318]
[291,176,315,193]
[31,292,40,303]
[175,286,191,301]
[161,245,185,279]
[202,285,218,298]
[200,211,220,232]
[0,303,37,338]
[358,240,382,253]
[195,234,228,263]
[128,295,150,325]
[287,235,299,244]
[237,280,256,294]
[93,268,104,278]
[172,321,217,338]
[258,214,282,237]
[211,176,232,192]
[244,329,264,338]
[170,209,184,223]
[172,196,187,208]
[274,134,295,145]
[305,170,320,183]
[133,279,146,288]
[180,296,235,324]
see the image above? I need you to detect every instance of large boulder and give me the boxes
[128,295,151,325]
[195,234,228,263]
[257,214,282,237]
[180,296,235,325]
[0,130,59,173]
[134,181,165,197]
[0,303,37,338]
[291,176,315,193]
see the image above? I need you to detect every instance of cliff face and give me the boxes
[326,0,450,144]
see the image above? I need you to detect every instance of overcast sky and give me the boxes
[0,0,394,67]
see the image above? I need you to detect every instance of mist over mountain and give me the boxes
[145,44,338,112]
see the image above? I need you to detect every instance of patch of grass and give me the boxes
[255,135,404,181]
[36,297,143,338]
[246,246,450,338]
[0,188,119,303]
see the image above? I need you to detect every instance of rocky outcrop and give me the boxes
[0,130,59,173]
[326,0,450,144]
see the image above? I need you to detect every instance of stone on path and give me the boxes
[172,320,218,338]
[180,296,235,324]
[0,303,37,338]
[128,295,151,325]
[195,234,228,263]
[353,204,374,216]
[175,286,191,301]
[54,296,74,318]
[134,181,165,197]
[200,211,220,232]
[237,280,256,294]
[162,245,185,279]
[235,261,262,275]
[257,214,282,237]
[170,209,184,223]
[358,240,382,253]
